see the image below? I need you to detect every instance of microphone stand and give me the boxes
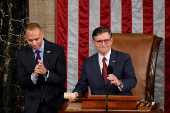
[105,66,113,112]
[105,82,110,112]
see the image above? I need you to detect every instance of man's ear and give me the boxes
[92,39,95,45]
[110,38,113,43]
[41,32,44,37]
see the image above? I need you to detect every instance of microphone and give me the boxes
[106,66,113,92]
[106,66,113,112]
[107,66,113,74]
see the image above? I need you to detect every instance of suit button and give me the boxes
[41,86,43,88]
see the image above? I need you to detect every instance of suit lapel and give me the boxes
[109,49,117,72]
[26,46,36,69]
[43,39,51,69]
[92,53,106,85]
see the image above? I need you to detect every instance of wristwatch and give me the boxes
[118,80,123,88]
[44,69,48,77]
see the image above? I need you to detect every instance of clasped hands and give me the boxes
[33,59,47,78]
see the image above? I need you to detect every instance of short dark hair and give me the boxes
[25,23,42,31]
[92,27,112,40]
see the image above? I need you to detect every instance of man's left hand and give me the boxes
[34,59,47,76]
[107,74,121,86]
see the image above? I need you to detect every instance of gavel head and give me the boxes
[64,92,77,100]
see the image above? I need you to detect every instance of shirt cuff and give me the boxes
[31,73,38,84]
[44,70,49,81]
[118,85,123,92]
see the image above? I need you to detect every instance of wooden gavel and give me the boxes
[64,92,77,100]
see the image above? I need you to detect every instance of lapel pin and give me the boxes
[112,61,115,62]
[47,51,50,53]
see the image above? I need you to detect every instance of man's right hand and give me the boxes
[70,92,79,102]
[32,71,39,78]
[33,64,39,78]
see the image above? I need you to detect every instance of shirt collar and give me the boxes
[98,49,111,62]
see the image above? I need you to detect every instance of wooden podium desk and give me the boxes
[59,101,161,113]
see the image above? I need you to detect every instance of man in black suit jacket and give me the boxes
[71,27,137,101]
[17,23,67,113]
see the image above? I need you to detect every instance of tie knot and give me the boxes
[35,50,41,54]
[102,57,106,62]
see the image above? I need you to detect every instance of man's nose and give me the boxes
[32,40,36,45]
[102,41,106,46]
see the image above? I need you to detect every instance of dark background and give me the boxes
[0,0,28,112]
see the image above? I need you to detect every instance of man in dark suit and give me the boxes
[17,23,67,113]
[71,27,137,101]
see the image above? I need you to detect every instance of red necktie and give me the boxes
[102,57,107,84]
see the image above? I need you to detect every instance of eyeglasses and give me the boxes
[94,38,111,45]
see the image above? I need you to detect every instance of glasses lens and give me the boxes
[98,41,103,45]
[104,39,110,44]
[95,40,102,45]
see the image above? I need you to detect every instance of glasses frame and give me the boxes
[94,38,111,45]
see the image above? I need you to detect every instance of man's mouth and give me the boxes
[32,46,37,49]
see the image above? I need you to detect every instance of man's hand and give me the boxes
[107,74,121,86]
[70,92,79,102]
[34,59,47,76]
[32,71,39,79]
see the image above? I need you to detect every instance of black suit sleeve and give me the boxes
[17,50,34,90]
[73,61,89,98]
